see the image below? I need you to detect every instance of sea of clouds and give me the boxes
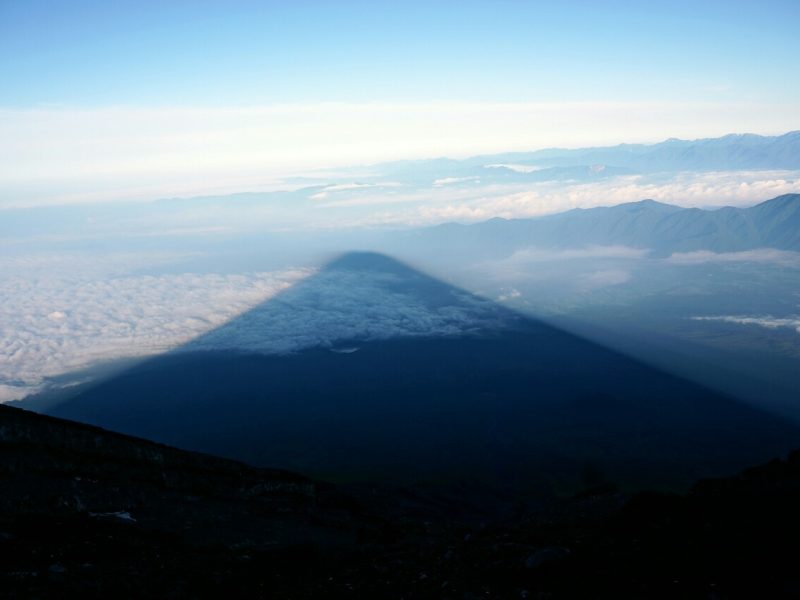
[184,264,513,355]
[0,250,516,402]
[0,262,310,402]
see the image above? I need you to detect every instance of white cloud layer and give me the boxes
[396,170,800,226]
[0,268,311,401]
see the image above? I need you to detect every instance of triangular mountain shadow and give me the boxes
[177,251,529,356]
[45,252,800,500]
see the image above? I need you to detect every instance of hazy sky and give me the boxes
[1,0,799,205]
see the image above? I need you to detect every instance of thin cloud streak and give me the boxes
[692,315,800,335]
[667,249,800,267]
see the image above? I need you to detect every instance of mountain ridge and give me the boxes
[475,130,800,171]
[415,193,800,258]
[375,131,800,177]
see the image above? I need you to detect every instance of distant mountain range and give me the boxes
[36,253,799,497]
[378,131,800,180]
[483,130,800,172]
[396,193,800,260]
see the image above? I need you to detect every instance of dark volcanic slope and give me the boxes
[0,403,355,543]
[0,403,377,597]
[5,403,800,599]
[46,253,800,496]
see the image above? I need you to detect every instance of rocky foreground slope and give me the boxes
[3,403,800,598]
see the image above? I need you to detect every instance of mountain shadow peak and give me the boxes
[45,250,800,495]
[615,198,681,212]
[173,251,521,357]
[325,251,416,274]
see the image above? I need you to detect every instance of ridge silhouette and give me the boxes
[46,252,800,499]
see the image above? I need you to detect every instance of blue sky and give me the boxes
[3,0,799,106]
[0,0,798,205]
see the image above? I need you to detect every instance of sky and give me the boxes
[1,0,799,206]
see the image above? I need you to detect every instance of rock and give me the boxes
[524,547,571,569]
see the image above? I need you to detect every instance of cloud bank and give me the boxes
[0,269,311,401]
[395,170,800,226]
